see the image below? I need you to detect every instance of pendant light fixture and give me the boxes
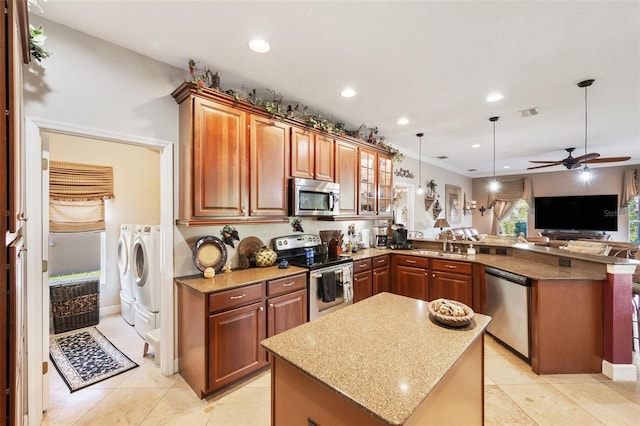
[416,132,425,195]
[488,117,500,192]
[578,79,594,183]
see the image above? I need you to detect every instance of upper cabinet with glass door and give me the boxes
[358,148,393,217]
[377,153,393,217]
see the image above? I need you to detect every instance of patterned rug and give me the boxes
[49,326,138,393]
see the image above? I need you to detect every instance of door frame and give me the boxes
[24,117,175,425]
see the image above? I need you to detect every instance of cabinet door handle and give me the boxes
[405,260,417,264]
[445,265,457,269]
[259,306,264,311]
[282,282,294,287]
[377,259,385,264]
[269,303,274,308]
[359,264,367,268]
[433,274,436,278]
[230,294,246,300]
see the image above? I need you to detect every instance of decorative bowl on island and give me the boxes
[428,298,474,327]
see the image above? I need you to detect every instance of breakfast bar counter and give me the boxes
[261,292,491,425]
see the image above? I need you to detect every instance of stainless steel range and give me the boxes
[273,234,353,321]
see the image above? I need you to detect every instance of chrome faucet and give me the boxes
[442,230,453,251]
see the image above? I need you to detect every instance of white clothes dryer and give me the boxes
[117,224,136,325]
[131,224,161,337]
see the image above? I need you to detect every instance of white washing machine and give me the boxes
[117,224,136,325]
[132,224,162,338]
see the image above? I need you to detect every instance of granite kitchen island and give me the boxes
[261,292,492,426]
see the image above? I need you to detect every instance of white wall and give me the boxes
[472,165,636,241]
[48,132,161,309]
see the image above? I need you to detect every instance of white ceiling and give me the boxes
[31,0,640,177]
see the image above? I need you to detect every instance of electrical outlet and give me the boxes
[559,257,571,267]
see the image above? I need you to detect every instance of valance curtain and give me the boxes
[487,177,533,209]
[621,169,639,209]
[49,161,114,232]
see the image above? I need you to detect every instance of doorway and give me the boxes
[25,118,174,425]
[392,183,415,231]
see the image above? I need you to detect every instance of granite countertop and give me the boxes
[175,265,308,293]
[261,292,491,425]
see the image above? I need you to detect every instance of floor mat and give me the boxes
[49,326,138,392]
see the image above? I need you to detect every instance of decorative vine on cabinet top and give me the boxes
[172,82,393,225]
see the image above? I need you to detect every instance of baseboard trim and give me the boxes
[602,359,637,381]
[100,304,120,317]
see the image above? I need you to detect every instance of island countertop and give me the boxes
[261,292,491,425]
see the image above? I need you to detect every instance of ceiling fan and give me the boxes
[527,79,631,171]
[526,147,630,170]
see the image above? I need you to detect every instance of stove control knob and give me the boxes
[283,240,288,246]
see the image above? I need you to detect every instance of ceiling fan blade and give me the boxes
[527,163,563,170]
[573,153,600,162]
[583,156,632,164]
[528,160,564,164]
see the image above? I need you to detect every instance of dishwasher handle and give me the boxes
[485,266,531,286]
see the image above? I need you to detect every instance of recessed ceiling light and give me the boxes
[249,39,270,53]
[503,165,511,169]
[471,144,481,148]
[340,88,356,98]
[396,117,409,125]
[485,92,503,102]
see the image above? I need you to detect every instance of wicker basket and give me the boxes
[428,298,474,327]
[50,279,99,333]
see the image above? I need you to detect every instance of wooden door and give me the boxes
[353,271,372,303]
[393,266,429,301]
[335,141,358,215]
[208,301,267,392]
[373,266,390,294]
[290,126,314,179]
[267,289,307,337]
[192,97,248,217]
[249,116,290,216]
[314,134,334,182]
[431,272,473,305]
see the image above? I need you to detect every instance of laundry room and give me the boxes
[47,131,161,346]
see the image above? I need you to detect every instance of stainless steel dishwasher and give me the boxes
[485,266,531,360]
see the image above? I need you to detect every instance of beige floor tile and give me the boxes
[42,387,113,426]
[206,386,270,426]
[140,388,215,425]
[117,359,179,389]
[74,387,169,425]
[602,380,640,404]
[554,382,640,425]
[499,383,603,425]
[484,384,537,425]
[541,373,602,385]
[485,354,546,385]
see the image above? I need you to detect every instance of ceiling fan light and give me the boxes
[580,165,592,183]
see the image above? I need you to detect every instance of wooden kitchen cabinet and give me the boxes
[353,258,373,303]
[335,140,358,215]
[249,115,290,216]
[290,127,335,182]
[358,148,393,216]
[267,273,308,337]
[372,255,390,294]
[392,255,429,301]
[430,259,473,306]
[208,300,267,392]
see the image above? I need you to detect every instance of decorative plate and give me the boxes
[237,237,264,266]
[428,298,474,327]
[192,236,228,273]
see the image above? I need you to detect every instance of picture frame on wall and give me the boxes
[445,184,462,225]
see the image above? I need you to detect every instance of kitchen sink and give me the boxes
[411,250,441,256]
[410,250,468,259]
[438,252,468,259]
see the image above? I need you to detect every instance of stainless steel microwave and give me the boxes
[289,178,339,217]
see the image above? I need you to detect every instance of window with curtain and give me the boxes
[49,161,114,232]
[498,199,528,236]
[630,196,639,244]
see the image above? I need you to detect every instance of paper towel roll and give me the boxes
[360,228,370,248]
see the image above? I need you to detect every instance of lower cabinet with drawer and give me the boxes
[392,255,429,301]
[176,272,307,398]
[353,258,373,303]
[372,254,390,294]
[430,259,473,306]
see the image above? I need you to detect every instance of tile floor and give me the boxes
[43,314,640,425]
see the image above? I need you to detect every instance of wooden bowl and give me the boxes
[428,298,474,327]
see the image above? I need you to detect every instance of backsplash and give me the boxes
[174,219,383,277]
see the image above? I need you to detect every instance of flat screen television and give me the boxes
[534,194,618,231]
